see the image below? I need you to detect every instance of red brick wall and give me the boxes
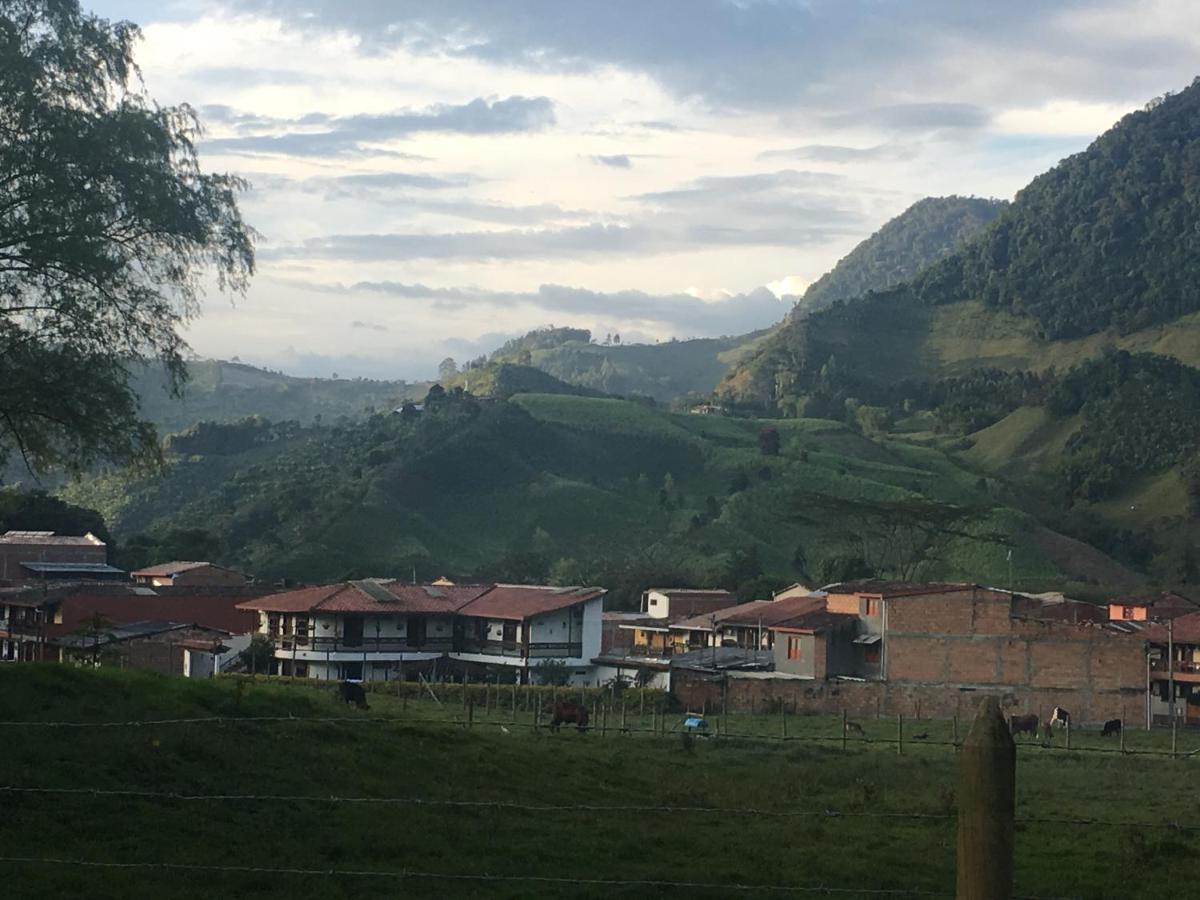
[672,588,1148,726]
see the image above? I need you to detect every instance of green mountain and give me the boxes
[456,326,773,404]
[794,196,1007,316]
[60,390,1142,604]
[131,360,429,434]
[718,78,1200,589]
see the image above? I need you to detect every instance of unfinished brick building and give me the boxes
[673,582,1148,726]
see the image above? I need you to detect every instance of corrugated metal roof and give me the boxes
[20,562,124,575]
[130,561,218,577]
[0,531,105,546]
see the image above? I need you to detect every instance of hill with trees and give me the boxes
[59,389,1143,604]
[793,196,1007,316]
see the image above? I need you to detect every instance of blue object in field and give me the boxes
[683,716,708,731]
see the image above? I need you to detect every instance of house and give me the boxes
[1107,591,1197,623]
[689,404,725,416]
[237,581,606,684]
[668,594,826,652]
[131,561,249,588]
[771,609,859,679]
[1,582,264,664]
[0,531,110,581]
[624,588,740,656]
[673,581,1149,725]
[1141,608,1200,725]
[54,620,234,676]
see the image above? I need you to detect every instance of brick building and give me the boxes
[674,582,1148,726]
[0,531,107,580]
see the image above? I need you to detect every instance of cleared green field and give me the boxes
[0,667,1196,899]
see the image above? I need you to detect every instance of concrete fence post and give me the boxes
[955,697,1015,900]
[897,713,904,756]
[1065,719,1071,751]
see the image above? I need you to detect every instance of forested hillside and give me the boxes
[60,390,1141,604]
[714,78,1200,592]
[131,360,427,434]
[794,196,1006,316]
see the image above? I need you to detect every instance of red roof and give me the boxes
[458,585,605,621]
[1144,610,1200,644]
[46,592,259,638]
[239,581,598,617]
[825,581,976,598]
[671,594,825,631]
[771,609,859,634]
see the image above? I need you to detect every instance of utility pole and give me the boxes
[1168,616,1176,727]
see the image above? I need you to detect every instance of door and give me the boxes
[342,616,364,648]
[407,616,427,648]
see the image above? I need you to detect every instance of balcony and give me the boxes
[1150,659,1200,677]
[274,635,455,654]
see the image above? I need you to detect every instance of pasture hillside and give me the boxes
[58,391,1142,597]
[0,666,1195,899]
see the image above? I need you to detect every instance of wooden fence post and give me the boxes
[897,714,903,755]
[467,698,474,730]
[781,705,787,741]
[601,701,609,737]
[621,698,627,734]
[953,714,959,747]
[463,674,469,710]
[640,690,645,719]
[1065,719,1071,751]
[955,697,1015,900]
[1172,719,1178,759]
[841,708,848,752]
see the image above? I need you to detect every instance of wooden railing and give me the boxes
[270,635,581,658]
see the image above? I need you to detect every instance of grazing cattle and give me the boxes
[844,721,865,737]
[1050,707,1071,729]
[1101,718,1123,738]
[547,700,590,733]
[336,680,370,710]
[1039,721,1053,742]
[1009,714,1039,738]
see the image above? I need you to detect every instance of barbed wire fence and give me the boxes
[0,692,1192,897]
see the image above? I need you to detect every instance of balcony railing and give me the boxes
[270,635,581,659]
[1150,659,1200,675]
[274,636,455,653]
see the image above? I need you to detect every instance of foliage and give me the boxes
[238,635,274,674]
[532,659,570,686]
[0,0,254,473]
[794,196,1006,316]
[0,487,109,541]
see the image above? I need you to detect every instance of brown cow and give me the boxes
[547,701,590,733]
[1009,713,1038,738]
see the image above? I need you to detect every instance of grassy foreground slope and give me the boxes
[0,666,1194,899]
[62,391,1141,595]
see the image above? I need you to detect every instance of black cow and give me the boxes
[1010,714,1039,738]
[336,680,370,710]
[1101,718,1122,738]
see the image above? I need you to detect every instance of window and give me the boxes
[864,599,880,617]
[787,636,802,661]
[1122,606,1135,620]
[295,617,309,645]
[649,598,658,606]
[502,621,517,644]
[267,613,280,637]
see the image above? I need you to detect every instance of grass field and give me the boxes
[1,666,1196,899]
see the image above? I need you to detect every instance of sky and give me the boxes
[87,0,1200,380]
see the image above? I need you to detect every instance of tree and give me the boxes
[612,333,621,345]
[238,635,274,675]
[533,659,570,686]
[0,1,254,473]
[69,612,116,666]
[437,358,458,380]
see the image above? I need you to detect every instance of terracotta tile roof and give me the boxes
[1143,610,1200,644]
[458,585,605,621]
[824,580,976,598]
[671,595,826,631]
[770,610,859,634]
[236,582,493,614]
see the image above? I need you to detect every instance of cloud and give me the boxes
[202,95,556,158]
[349,281,788,336]
[758,144,920,163]
[591,154,632,168]
[224,0,1200,117]
[822,102,990,134]
[351,320,390,332]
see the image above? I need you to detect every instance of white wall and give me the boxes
[645,591,670,620]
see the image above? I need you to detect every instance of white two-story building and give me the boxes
[238,581,605,684]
